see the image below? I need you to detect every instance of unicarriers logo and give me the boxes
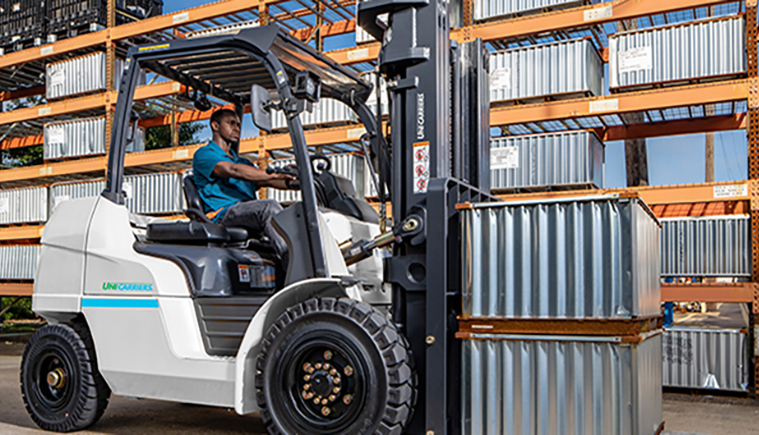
[102,282,153,292]
[416,93,425,140]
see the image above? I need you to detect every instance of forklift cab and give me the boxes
[106,26,388,291]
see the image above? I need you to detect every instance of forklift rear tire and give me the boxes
[20,322,111,432]
[256,297,415,435]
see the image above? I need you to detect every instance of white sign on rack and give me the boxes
[491,147,519,170]
[713,184,748,199]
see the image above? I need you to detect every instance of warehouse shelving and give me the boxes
[1,0,758,390]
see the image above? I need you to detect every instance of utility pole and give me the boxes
[705,6,716,184]
[618,19,649,187]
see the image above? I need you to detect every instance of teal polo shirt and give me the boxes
[192,141,258,222]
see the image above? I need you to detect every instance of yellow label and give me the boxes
[138,44,170,52]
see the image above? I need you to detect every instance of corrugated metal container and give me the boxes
[356,25,375,44]
[271,98,355,130]
[46,53,137,99]
[0,245,41,280]
[474,0,598,22]
[51,172,183,215]
[609,16,745,90]
[463,333,663,435]
[44,116,145,160]
[663,327,748,392]
[462,196,661,319]
[268,154,368,203]
[0,186,48,225]
[660,215,750,277]
[490,38,603,102]
[490,130,604,191]
[186,20,259,38]
[124,172,185,215]
[359,72,389,117]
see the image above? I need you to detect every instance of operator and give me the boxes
[193,108,294,267]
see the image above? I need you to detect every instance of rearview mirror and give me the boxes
[250,84,272,133]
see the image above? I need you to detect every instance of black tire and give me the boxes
[20,322,111,432]
[256,298,415,435]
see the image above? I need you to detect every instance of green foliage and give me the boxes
[1,297,36,321]
[1,145,43,168]
[145,122,206,151]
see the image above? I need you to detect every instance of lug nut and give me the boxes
[303,362,313,372]
[303,384,310,391]
[313,397,321,405]
[323,350,333,360]
[344,366,353,376]
[328,394,337,402]
[333,377,341,384]
[304,374,311,381]
[333,386,341,394]
[321,398,328,405]
[315,363,323,369]
[302,391,309,399]
[323,363,331,370]
[321,407,331,416]
[343,394,353,405]
[330,368,337,376]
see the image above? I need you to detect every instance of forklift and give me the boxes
[20,0,493,432]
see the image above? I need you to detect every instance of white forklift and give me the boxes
[21,1,494,432]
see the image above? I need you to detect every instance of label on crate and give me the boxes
[491,146,519,170]
[50,70,65,86]
[618,46,652,73]
[584,5,612,21]
[0,198,8,214]
[413,141,430,194]
[123,182,133,199]
[47,127,65,144]
[489,68,511,90]
[713,184,748,199]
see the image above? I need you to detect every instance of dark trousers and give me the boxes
[221,200,289,266]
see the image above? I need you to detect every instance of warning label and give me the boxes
[413,141,430,194]
[238,265,250,283]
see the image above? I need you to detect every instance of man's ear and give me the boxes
[210,120,218,132]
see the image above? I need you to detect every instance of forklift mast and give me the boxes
[358,0,493,433]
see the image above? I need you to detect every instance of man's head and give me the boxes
[210,109,241,148]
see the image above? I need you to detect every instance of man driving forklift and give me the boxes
[193,108,295,266]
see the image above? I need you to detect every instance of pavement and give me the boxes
[2,341,759,435]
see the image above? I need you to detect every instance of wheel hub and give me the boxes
[46,368,66,389]
[294,346,359,425]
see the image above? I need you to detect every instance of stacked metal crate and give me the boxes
[460,196,663,434]
[490,130,604,192]
[474,0,600,22]
[0,0,45,51]
[46,53,139,99]
[267,154,369,203]
[609,16,745,91]
[0,186,48,225]
[43,116,144,160]
[489,38,603,103]
[0,245,41,280]
[271,98,356,130]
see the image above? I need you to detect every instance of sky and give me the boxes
[162,0,749,188]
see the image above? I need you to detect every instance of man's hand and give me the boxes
[213,160,298,189]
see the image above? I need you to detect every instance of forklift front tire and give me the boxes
[20,323,111,433]
[256,297,416,435]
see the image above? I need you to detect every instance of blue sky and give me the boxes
[164,0,749,188]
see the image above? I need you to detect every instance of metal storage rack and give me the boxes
[1,0,758,394]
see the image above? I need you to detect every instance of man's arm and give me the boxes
[212,161,295,189]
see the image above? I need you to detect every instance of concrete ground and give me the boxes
[1,341,759,435]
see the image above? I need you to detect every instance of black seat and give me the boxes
[145,174,249,244]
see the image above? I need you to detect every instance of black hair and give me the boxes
[210,108,238,128]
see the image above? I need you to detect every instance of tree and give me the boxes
[144,122,206,150]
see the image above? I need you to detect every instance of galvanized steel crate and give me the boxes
[660,215,750,277]
[359,72,389,117]
[663,327,748,392]
[50,179,106,211]
[186,20,259,38]
[0,186,48,225]
[609,16,746,91]
[489,38,603,103]
[462,333,663,435]
[271,98,356,130]
[462,195,661,319]
[474,0,598,22]
[268,154,369,203]
[490,130,604,191]
[46,53,138,99]
[0,244,41,280]
[44,116,144,160]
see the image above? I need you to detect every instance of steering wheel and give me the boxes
[266,165,300,190]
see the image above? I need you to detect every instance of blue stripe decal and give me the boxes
[82,298,159,309]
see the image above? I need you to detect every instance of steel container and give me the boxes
[489,38,603,102]
[660,215,750,277]
[462,333,663,435]
[271,98,355,130]
[609,16,745,90]
[123,172,185,215]
[186,20,259,38]
[490,130,604,191]
[0,186,48,225]
[474,0,599,21]
[268,154,369,203]
[46,53,139,99]
[359,72,389,117]
[0,244,41,280]
[44,116,144,160]
[462,196,661,319]
[356,25,375,44]
[50,179,106,212]
[662,327,748,392]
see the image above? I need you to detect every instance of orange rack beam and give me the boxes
[0,225,45,241]
[661,283,755,303]
[0,282,34,297]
